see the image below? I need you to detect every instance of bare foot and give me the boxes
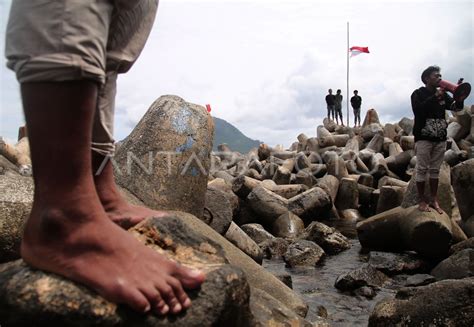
[93,154,166,229]
[418,201,431,212]
[21,200,205,315]
[430,201,444,214]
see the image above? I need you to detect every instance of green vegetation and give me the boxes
[213,117,262,153]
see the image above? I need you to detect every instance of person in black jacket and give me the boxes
[325,89,336,120]
[411,65,464,213]
[350,90,362,127]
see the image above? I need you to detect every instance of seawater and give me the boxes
[263,220,397,326]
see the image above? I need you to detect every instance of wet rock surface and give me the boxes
[430,248,474,280]
[368,251,432,276]
[334,264,389,291]
[300,221,351,255]
[283,240,326,267]
[369,278,474,327]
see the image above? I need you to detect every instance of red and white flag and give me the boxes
[349,46,370,57]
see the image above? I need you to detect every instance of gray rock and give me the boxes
[361,123,384,142]
[354,286,377,299]
[335,264,388,291]
[398,117,414,135]
[401,162,452,217]
[271,212,305,239]
[300,221,351,255]
[405,274,436,287]
[249,288,313,327]
[431,248,474,280]
[271,273,293,289]
[225,222,263,264]
[462,215,474,238]
[283,240,325,267]
[451,159,474,223]
[450,237,474,255]
[335,177,359,210]
[368,251,431,276]
[115,95,213,218]
[0,216,252,327]
[202,188,233,235]
[247,186,288,225]
[369,278,474,327]
[240,223,275,244]
[288,186,332,222]
[175,211,308,317]
[0,173,34,263]
[259,238,290,260]
[399,206,453,259]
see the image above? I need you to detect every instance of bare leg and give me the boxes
[20,81,205,315]
[92,152,167,228]
[429,178,443,214]
[416,181,431,212]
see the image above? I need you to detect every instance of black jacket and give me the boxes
[411,86,463,142]
[325,94,335,106]
[350,95,362,108]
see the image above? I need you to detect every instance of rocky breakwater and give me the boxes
[0,95,312,326]
[206,106,473,325]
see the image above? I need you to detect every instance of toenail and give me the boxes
[188,269,204,278]
[183,298,191,308]
[159,305,169,315]
[173,303,182,313]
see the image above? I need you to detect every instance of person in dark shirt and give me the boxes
[334,89,344,126]
[411,65,464,213]
[325,89,336,120]
[350,90,362,127]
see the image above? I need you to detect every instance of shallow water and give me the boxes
[263,220,397,326]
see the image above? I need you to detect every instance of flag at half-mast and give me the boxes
[349,46,370,57]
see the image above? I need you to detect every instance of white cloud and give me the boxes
[1,0,473,148]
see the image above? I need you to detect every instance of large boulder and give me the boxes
[0,216,253,326]
[431,248,474,280]
[202,188,233,235]
[240,223,275,244]
[451,159,474,223]
[271,212,305,239]
[357,206,454,259]
[399,206,453,259]
[0,173,33,263]
[401,162,452,217]
[115,95,214,218]
[369,279,474,326]
[225,222,263,264]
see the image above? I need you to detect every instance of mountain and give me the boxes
[212,117,262,153]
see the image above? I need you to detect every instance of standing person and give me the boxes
[350,90,362,127]
[325,89,336,121]
[5,0,205,315]
[411,66,464,213]
[334,89,344,126]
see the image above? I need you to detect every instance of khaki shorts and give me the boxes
[5,0,158,155]
[415,140,446,182]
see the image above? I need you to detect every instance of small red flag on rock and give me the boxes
[206,104,212,112]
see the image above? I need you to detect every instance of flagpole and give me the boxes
[346,21,350,127]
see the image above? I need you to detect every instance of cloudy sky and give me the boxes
[1,0,472,147]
